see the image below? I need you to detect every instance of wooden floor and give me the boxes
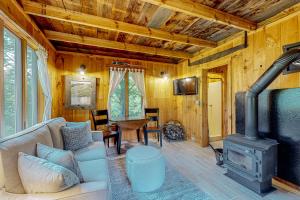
[158,140,300,200]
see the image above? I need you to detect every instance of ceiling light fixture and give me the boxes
[79,64,86,75]
[160,71,169,80]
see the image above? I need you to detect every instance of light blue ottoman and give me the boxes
[126,145,165,192]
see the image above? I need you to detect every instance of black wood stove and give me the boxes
[224,49,300,194]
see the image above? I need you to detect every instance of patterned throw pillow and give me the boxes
[37,143,84,183]
[18,152,79,194]
[66,121,93,143]
[61,124,90,151]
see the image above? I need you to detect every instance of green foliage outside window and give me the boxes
[3,29,17,137]
[110,79,125,119]
[2,29,38,137]
[26,46,39,128]
[110,72,143,119]
[128,72,142,118]
[26,47,33,127]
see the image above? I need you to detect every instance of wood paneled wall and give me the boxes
[52,52,177,140]
[177,13,300,146]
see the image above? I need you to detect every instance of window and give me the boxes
[110,72,143,119]
[1,28,39,137]
[128,72,142,117]
[3,29,22,137]
[26,46,38,128]
[110,79,125,119]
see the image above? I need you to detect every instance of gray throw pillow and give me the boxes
[18,152,79,194]
[66,121,93,143]
[61,124,90,151]
[37,143,84,183]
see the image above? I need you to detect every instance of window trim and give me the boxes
[30,48,38,126]
[0,19,4,137]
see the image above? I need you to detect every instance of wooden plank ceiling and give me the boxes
[18,0,300,63]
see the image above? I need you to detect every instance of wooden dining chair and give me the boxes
[143,108,162,147]
[91,109,119,147]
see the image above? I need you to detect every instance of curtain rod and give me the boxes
[107,64,145,69]
[109,67,145,72]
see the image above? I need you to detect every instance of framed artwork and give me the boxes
[65,75,96,109]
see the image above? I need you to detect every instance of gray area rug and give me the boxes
[107,143,213,200]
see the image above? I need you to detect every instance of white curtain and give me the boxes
[36,46,52,121]
[108,68,127,119]
[131,70,147,116]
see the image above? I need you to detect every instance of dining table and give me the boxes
[110,117,148,154]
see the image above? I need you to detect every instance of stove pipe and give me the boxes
[245,49,300,140]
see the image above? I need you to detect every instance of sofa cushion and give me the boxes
[47,117,66,149]
[18,152,79,194]
[74,142,106,162]
[78,159,108,182]
[37,143,83,182]
[0,124,53,194]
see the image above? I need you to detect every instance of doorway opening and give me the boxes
[206,65,228,143]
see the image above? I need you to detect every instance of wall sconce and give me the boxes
[160,71,169,80]
[79,64,86,75]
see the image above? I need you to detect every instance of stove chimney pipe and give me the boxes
[245,49,300,140]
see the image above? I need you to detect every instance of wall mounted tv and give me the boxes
[173,76,198,95]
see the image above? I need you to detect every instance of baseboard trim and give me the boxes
[272,177,300,195]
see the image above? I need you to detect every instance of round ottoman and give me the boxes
[126,146,165,192]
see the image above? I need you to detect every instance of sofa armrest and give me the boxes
[91,131,103,142]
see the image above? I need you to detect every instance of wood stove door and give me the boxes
[224,143,257,179]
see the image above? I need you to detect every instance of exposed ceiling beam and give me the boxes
[141,0,257,31]
[56,49,179,64]
[44,30,192,59]
[23,1,217,48]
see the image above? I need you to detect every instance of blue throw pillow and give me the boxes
[37,143,84,182]
[18,152,79,193]
[61,124,90,151]
[66,121,93,143]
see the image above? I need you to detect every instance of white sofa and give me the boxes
[0,117,111,200]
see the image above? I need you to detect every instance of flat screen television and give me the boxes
[173,76,198,95]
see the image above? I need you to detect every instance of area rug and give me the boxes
[107,144,213,200]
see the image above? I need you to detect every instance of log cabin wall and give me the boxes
[177,10,300,147]
[0,0,56,122]
[52,52,178,140]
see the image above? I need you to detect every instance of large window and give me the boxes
[1,28,39,137]
[3,29,22,137]
[26,46,38,128]
[110,72,143,119]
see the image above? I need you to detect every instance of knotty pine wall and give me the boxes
[52,52,178,140]
[177,13,300,146]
